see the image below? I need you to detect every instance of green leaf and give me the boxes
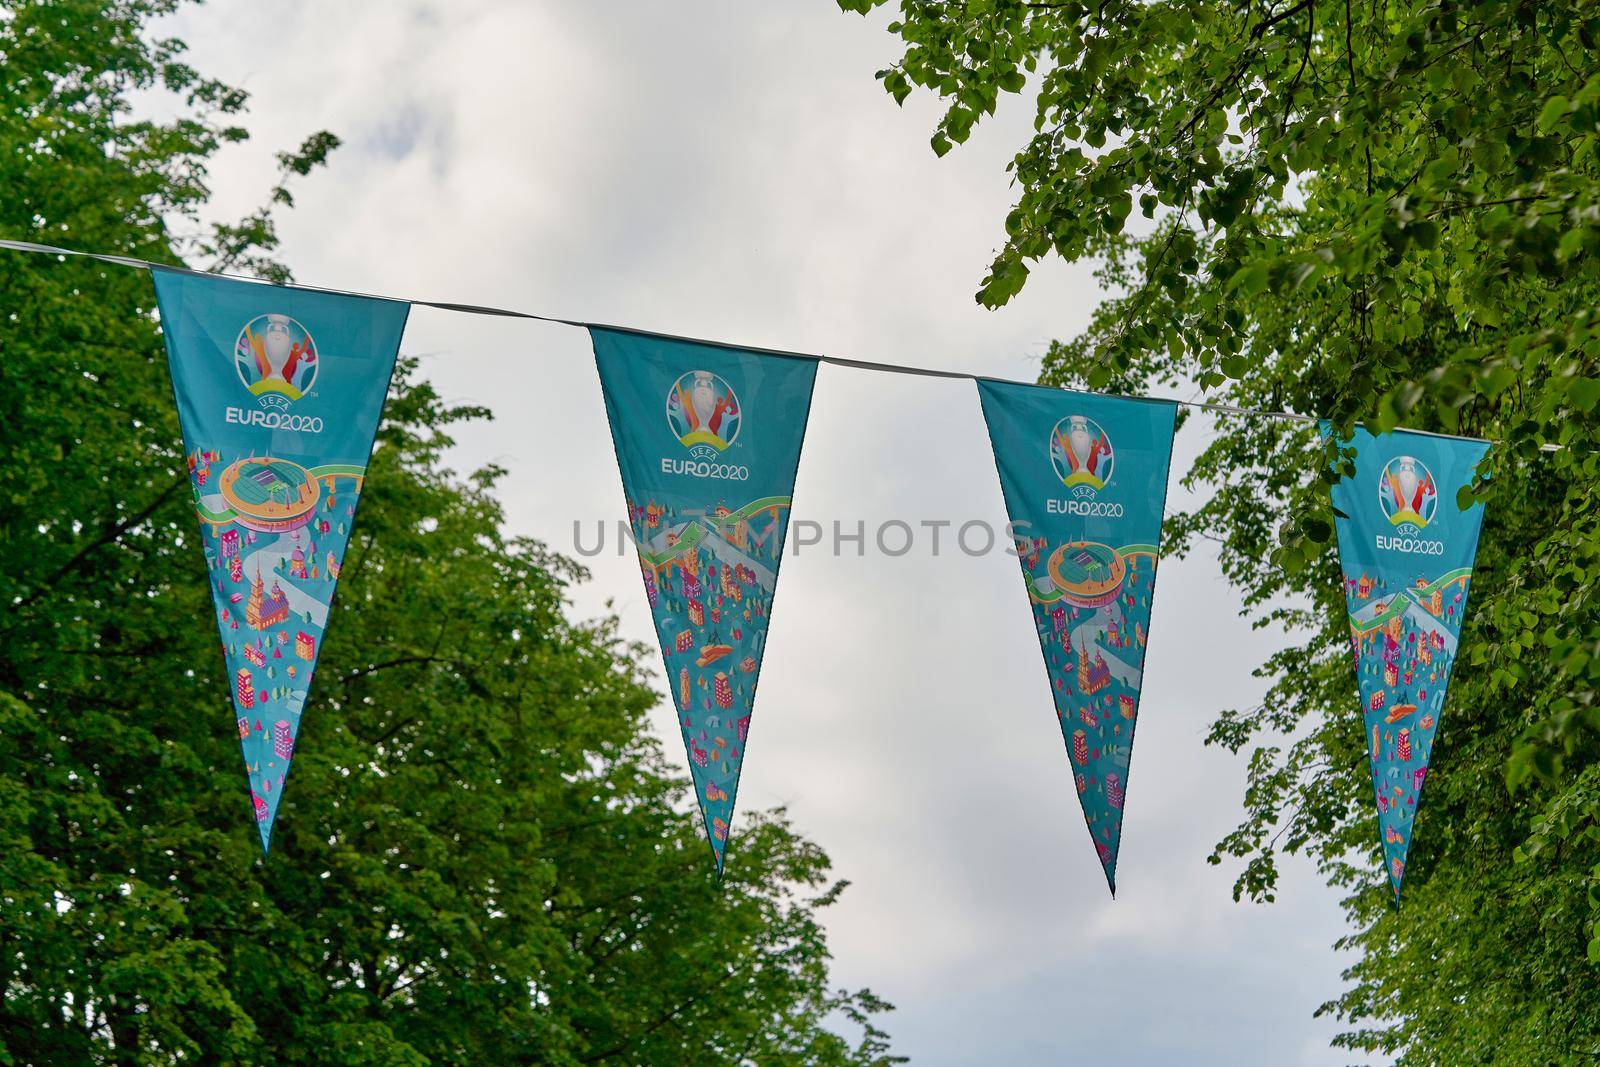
[1302,515,1333,544]
[1539,95,1570,132]
[1570,378,1600,413]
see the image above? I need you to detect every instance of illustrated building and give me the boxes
[1105,773,1125,810]
[1071,729,1089,765]
[1076,642,1111,695]
[1384,662,1400,687]
[687,599,705,627]
[643,569,659,608]
[220,528,240,558]
[1386,615,1404,641]
[1396,728,1412,762]
[245,571,290,629]
[679,667,691,708]
[229,556,243,583]
[1119,694,1136,720]
[295,631,316,661]
[289,547,308,578]
[244,642,266,667]
[1431,589,1443,614]
[1370,690,1387,711]
[235,668,255,708]
[1357,573,1375,598]
[273,720,294,761]
[675,629,694,653]
[238,716,251,740]
[713,672,733,709]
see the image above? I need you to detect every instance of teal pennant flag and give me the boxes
[590,328,817,874]
[977,381,1176,895]
[1326,425,1489,902]
[154,270,408,852]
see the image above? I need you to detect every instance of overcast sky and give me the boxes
[155,2,1360,1062]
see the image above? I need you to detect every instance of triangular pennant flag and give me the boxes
[589,328,817,873]
[976,381,1176,894]
[1325,425,1489,902]
[153,269,408,852]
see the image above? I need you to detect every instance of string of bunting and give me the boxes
[4,238,1498,902]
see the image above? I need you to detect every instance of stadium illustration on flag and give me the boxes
[977,381,1177,894]
[590,328,817,874]
[1326,425,1489,900]
[153,270,408,852]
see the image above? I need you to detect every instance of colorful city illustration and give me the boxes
[187,448,368,849]
[1326,427,1489,899]
[978,380,1176,892]
[592,330,818,871]
[1021,537,1160,888]
[1344,565,1472,894]
[628,494,792,870]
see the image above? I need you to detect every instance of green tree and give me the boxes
[0,2,897,1062]
[842,0,1600,1060]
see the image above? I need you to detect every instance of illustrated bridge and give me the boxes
[637,496,791,578]
[1346,567,1472,637]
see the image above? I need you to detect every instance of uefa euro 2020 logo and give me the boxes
[666,370,742,462]
[1378,454,1438,534]
[1049,414,1114,497]
[235,314,318,411]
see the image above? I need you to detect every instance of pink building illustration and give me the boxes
[273,720,294,761]
[1072,729,1089,765]
[1105,773,1125,810]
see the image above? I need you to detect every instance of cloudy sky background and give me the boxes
[149,3,1360,1062]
